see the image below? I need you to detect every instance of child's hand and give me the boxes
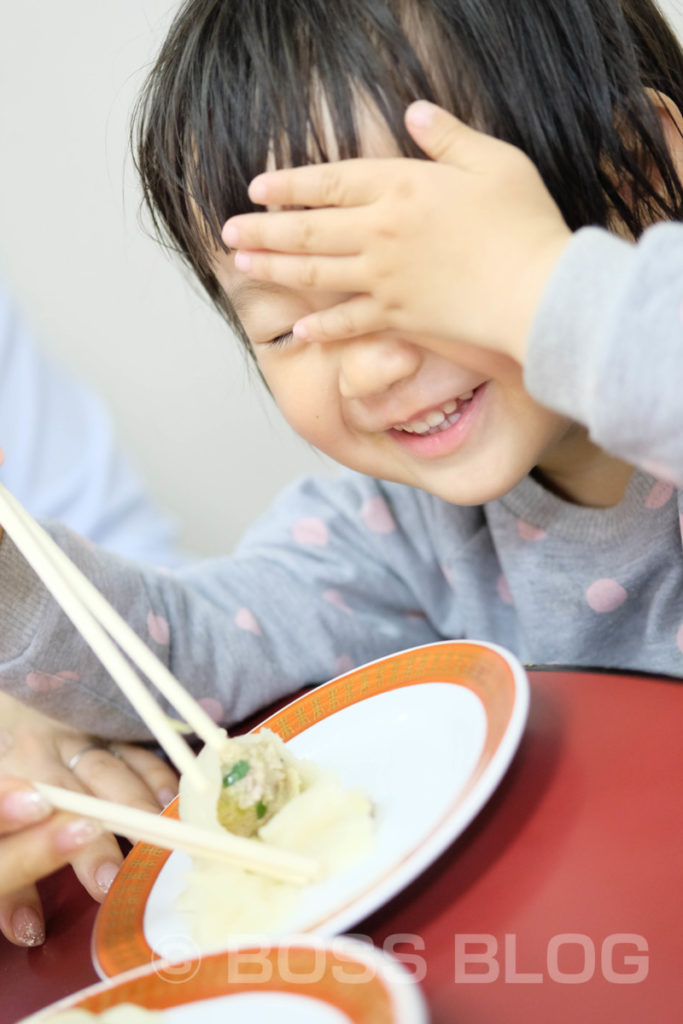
[223,101,572,366]
[0,694,178,946]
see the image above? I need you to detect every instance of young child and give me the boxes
[1,0,682,802]
[224,97,683,487]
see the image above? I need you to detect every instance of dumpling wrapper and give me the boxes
[176,733,373,948]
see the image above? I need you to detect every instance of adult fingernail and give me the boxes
[11,906,45,947]
[234,252,251,272]
[292,320,308,339]
[1,788,52,824]
[95,861,120,894]
[54,818,102,852]
[158,787,177,808]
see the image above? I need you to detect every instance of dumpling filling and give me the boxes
[215,731,302,836]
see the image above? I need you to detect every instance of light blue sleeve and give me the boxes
[0,281,185,566]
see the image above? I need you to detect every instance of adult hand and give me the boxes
[0,694,178,945]
[223,101,572,365]
[0,775,102,940]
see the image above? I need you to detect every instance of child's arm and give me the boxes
[0,473,443,740]
[523,221,683,485]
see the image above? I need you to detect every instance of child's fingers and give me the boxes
[248,159,380,209]
[293,295,383,344]
[405,100,496,172]
[233,251,366,295]
[223,207,363,257]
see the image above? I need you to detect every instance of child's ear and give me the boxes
[645,87,683,176]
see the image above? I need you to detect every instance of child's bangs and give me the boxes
[135,0,683,339]
[135,0,443,326]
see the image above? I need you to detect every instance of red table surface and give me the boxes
[1,668,681,1024]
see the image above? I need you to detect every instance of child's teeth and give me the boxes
[394,390,476,435]
[425,410,446,427]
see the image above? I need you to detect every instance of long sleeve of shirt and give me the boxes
[524,222,683,484]
[2,224,683,739]
[0,473,444,739]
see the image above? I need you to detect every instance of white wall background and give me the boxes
[0,0,335,556]
[0,1,681,556]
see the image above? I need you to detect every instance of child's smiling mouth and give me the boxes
[391,391,474,435]
[388,383,487,457]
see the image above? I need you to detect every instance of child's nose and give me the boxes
[338,337,421,399]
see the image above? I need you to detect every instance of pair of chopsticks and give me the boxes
[0,481,317,885]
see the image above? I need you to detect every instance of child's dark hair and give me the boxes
[134,0,683,346]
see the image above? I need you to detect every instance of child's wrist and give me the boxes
[512,228,573,365]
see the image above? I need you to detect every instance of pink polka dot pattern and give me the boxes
[26,669,80,692]
[362,496,396,534]
[323,589,353,615]
[335,654,354,675]
[235,607,262,635]
[497,574,514,605]
[641,460,681,487]
[147,612,170,645]
[644,480,675,509]
[676,623,683,656]
[292,517,329,546]
[198,697,224,723]
[517,519,547,541]
[585,578,627,613]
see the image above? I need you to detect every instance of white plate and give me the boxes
[93,640,528,979]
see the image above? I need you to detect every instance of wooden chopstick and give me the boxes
[0,482,226,748]
[0,482,222,791]
[0,483,322,883]
[34,782,318,884]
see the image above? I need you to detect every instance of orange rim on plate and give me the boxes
[93,640,521,978]
[38,940,420,1024]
